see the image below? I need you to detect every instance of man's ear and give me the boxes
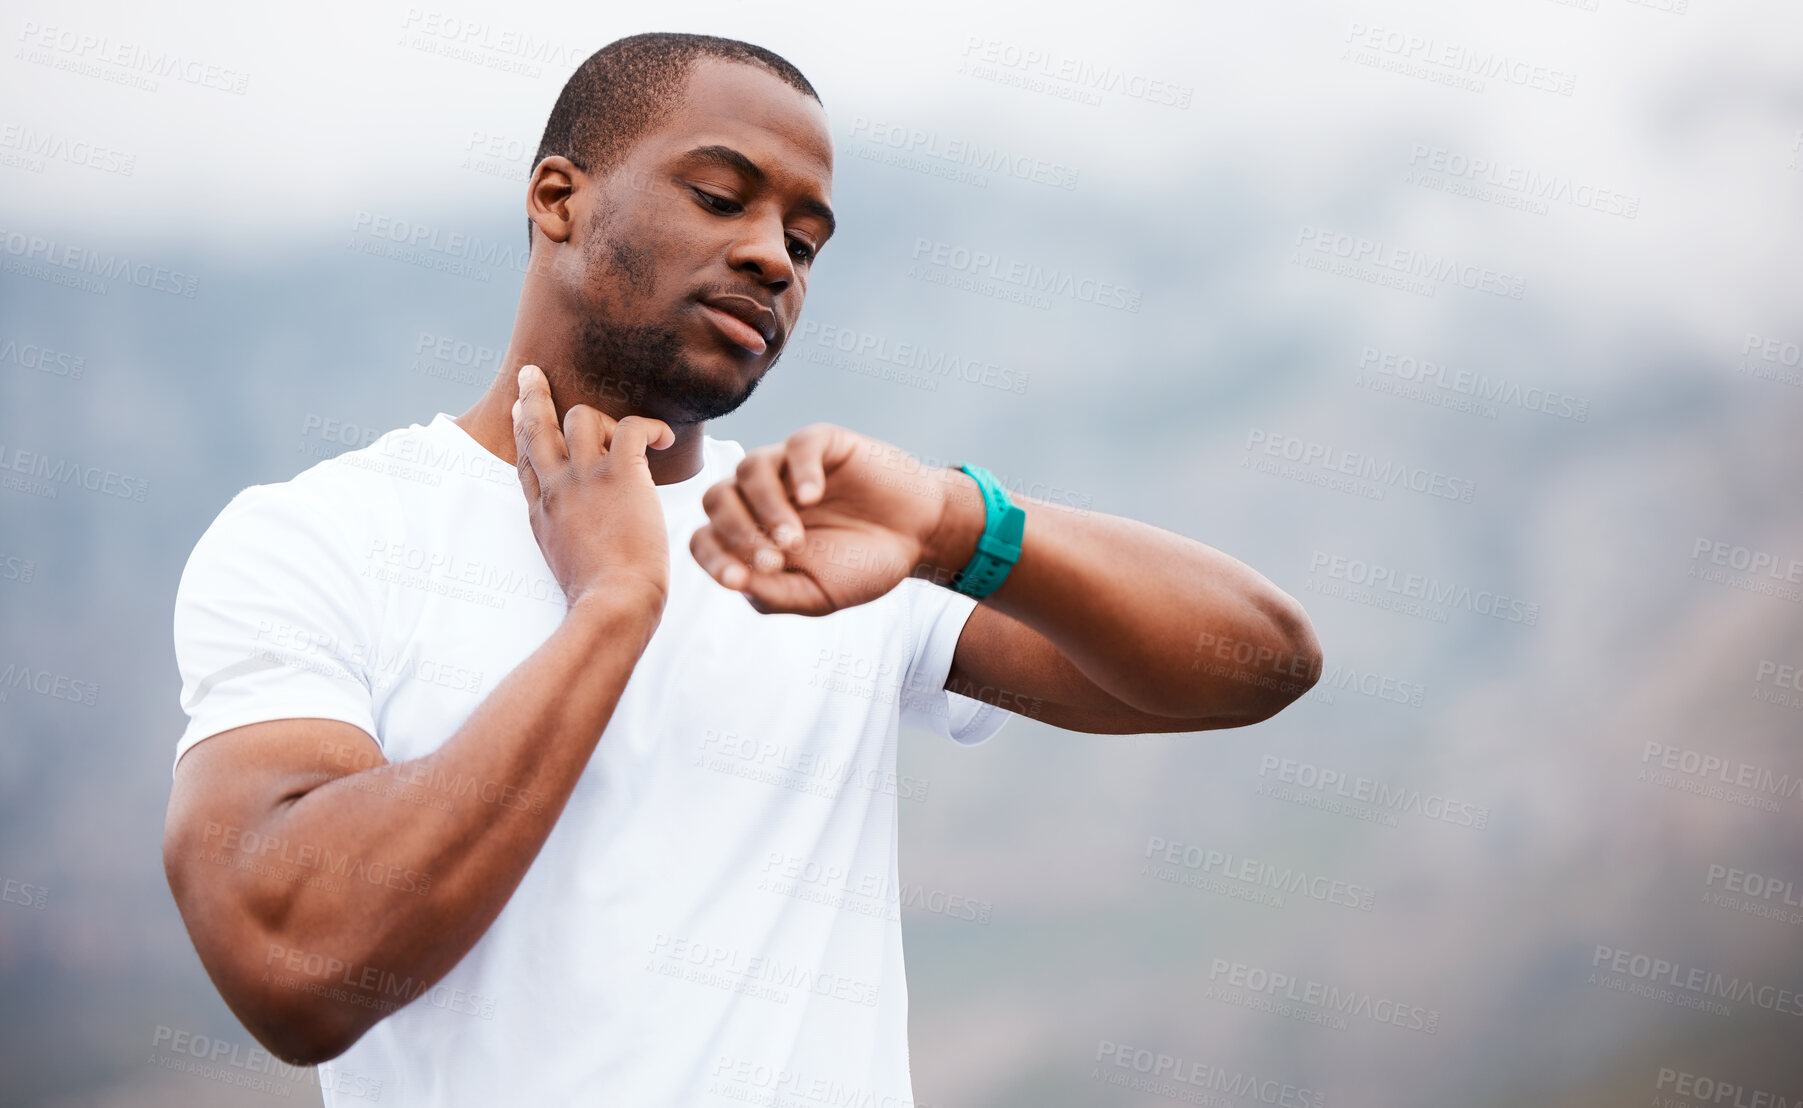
[527,155,582,245]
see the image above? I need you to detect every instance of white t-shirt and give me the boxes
[171,412,1009,1107]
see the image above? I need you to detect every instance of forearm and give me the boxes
[224,592,658,1052]
[921,473,1320,719]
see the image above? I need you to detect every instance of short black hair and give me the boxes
[527,33,821,247]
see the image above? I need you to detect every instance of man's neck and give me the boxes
[453,346,708,488]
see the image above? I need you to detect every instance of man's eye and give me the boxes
[693,188,742,214]
[787,238,817,263]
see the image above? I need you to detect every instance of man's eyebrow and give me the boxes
[678,144,836,240]
[680,144,766,184]
[795,196,836,241]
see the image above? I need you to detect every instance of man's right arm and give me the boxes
[164,366,676,1065]
[164,589,657,1064]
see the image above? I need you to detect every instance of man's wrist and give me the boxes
[918,466,988,586]
[565,581,665,641]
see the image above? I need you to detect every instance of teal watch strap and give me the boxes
[950,464,1025,598]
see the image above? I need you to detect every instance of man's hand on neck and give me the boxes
[456,354,710,487]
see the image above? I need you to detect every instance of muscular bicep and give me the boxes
[163,720,385,988]
[945,603,1242,735]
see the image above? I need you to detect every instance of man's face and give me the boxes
[556,59,835,426]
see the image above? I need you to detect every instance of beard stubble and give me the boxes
[567,202,767,426]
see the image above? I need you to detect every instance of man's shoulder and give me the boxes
[197,418,456,553]
[299,415,515,500]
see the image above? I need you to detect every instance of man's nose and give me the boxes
[726,212,795,292]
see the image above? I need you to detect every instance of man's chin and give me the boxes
[567,311,770,424]
[638,350,764,424]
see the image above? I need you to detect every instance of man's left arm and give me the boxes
[689,424,1323,735]
[918,476,1323,735]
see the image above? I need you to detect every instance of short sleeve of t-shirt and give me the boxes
[898,577,1011,746]
[171,484,379,775]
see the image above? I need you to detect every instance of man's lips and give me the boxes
[697,295,777,356]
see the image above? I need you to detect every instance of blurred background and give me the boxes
[3,0,1801,1105]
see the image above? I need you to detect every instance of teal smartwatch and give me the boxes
[949,464,1025,598]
